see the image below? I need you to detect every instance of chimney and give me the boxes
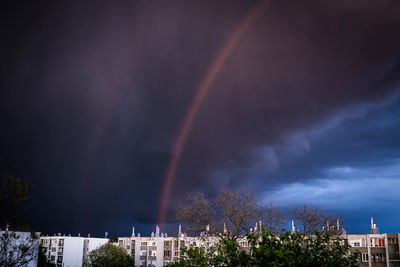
[206,224,210,232]
[88,233,90,238]
[132,227,135,237]
[291,220,295,234]
[370,217,379,234]
[105,232,108,239]
[178,224,182,235]
[223,223,227,234]
[156,225,160,237]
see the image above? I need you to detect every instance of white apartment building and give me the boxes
[118,225,249,267]
[40,234,109,267]
[119,218,400,267]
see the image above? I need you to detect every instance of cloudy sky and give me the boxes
[1,0,399,236]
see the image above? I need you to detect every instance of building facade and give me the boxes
[118,225,249,267]
[119,219,400,267]
[40,234,109,267]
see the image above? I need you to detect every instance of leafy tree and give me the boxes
[37,245,56,267]
[0,231,39,267]
[0,175,30,228]
[83,243,134,267]
[0,174,39,267]
[168,228,360,267]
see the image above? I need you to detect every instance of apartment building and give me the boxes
[118,225,249,267]
[345,218,400,267]
[119,218,400,267]
[40,234,109,267]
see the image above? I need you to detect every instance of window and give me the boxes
[174,251,179,257]
[119,240,124,246]
[58,239,64,246]
[353,242,360,247]
[51,247,56,252]
[164,250,171,257]
[164,241,171,247]
[51,256,55,262]
[141,251,147,256]
[149,250,156,256]
[240,241,248,247]
[362,253,369,262]
[362,239,366,247]
[141,242,147,246]
[151,241,156,246]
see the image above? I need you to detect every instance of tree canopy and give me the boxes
[83,243,134,267]
[168,228,360,267]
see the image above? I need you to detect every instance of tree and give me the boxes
[262,200,285,235]
[0,175,30,228]
[83,243,134,267]
[173,189,283,240]
[0,174,39,267]
[0,231,39,267]
[37,245,56,267]
[168,228,360,267]
[292,204,344,235]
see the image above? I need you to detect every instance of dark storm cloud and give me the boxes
[173,0,400,195]
[262,98,400,233]
[0,0,400,235]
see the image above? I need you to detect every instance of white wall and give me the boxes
[63,237,84,267]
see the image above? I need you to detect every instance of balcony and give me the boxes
[140,256,147,260]
[148,256,156,261]
[140,246,147,250]
[163,256,171,260]
[148,246,157,250]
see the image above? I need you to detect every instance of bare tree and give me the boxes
[292,204,343,235]
[173,192,216,235]
[173,189,287,239]
[174,189,265,240]
[262,200,285,234]
[215,188,263,239]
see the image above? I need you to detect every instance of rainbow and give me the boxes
[157,0,269,226]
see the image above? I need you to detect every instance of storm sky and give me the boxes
[1,0,400,236]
